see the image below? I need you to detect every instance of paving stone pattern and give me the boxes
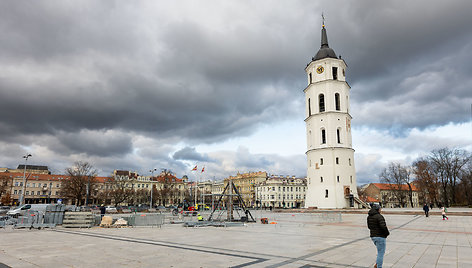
[1,209,471,267]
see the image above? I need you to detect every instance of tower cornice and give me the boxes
[305,147,355,155]
[303,80,351,93]
[304,111,352,122]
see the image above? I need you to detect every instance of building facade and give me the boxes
[304,23,359,209]
[224,171,268,207]
[363,183,420,208]
[256,176,307,209]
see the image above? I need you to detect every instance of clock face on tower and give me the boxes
[316,66,324,74]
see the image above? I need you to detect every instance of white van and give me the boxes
[7,204,49,216]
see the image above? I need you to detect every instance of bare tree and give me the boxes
[429,148,471,206]
[157,170,178,206]
[413,158,439,206]
[379,162,411,207]
[458,163,472,206]
[61,161,98,205]
[109,178,134,206]
[0,174,13,205]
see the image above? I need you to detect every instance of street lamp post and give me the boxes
[149,168,156,208]
[20,153,32,205]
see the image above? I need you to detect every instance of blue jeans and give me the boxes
[371,237,386,268]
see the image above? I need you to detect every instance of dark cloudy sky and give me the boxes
[1,1,471,184]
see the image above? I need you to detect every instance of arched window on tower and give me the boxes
[309,73,312,84]
[337,128,341,143]
[325,189,328,198]
[335,93,340,111]
[308,98,311,116]
[321,129,326,144]
[319,94,325,112]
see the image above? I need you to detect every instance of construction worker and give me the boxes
[197,213,204,221]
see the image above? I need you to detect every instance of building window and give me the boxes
[336,157,339,164]
[337,176,340,183]
[14,190,17,195]
[320,177,323,183]
[319,94,325,112]
[333,67,338,80]
[308,98,311,116]
[309,73,312,84]
[325,189,328,198]
[337,128,341,143]
[320,158,324,165]
[37,191,40,195]
[350,176,353,183]
[335,93,340,111]
[349,158,351,166]
[321,129,326,144]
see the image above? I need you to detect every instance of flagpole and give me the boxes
[192,164,198,208]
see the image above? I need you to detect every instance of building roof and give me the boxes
[4,172,109,183]
[372,183,419,191]
[365,196,380,203]
[16,165,49,171]
[313,25,337,61]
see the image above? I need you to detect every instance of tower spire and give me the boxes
[321,13,329,48]
[313,13,337,61]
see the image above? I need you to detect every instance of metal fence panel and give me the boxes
[127,213,164,227]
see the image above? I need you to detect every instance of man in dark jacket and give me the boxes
[423,203,429,217]
[367,204,389,268]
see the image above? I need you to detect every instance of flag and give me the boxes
[201,167,205,173]
[192,165,197,171]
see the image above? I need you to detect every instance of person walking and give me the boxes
[99,204,106,219]
[367,204,390,268]
[441,206,448,220]
[423,203,430,217]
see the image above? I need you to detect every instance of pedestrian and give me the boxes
[441,206,448,220]
[367,204,390,268]
[99,204,106,219]
[423,203,429,217]
[197,213,204,221]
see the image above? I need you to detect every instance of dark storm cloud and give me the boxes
[53,130,133,157]
[172,147,211,162]
[0,1,471,177]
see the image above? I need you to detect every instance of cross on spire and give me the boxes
[322,12,325,27]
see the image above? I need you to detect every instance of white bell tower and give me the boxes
[304,22,358,209]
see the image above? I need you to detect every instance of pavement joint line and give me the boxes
[53,229,269,267]
[266,214,422,268]
[51,228,298,260]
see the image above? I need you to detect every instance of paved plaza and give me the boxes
[1,209,472,267]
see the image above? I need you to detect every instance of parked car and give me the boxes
[0,206,10,215]
[137,204,150,212]
[7,204,49,216]
[156,205,166,211]
[105,206,117,213]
